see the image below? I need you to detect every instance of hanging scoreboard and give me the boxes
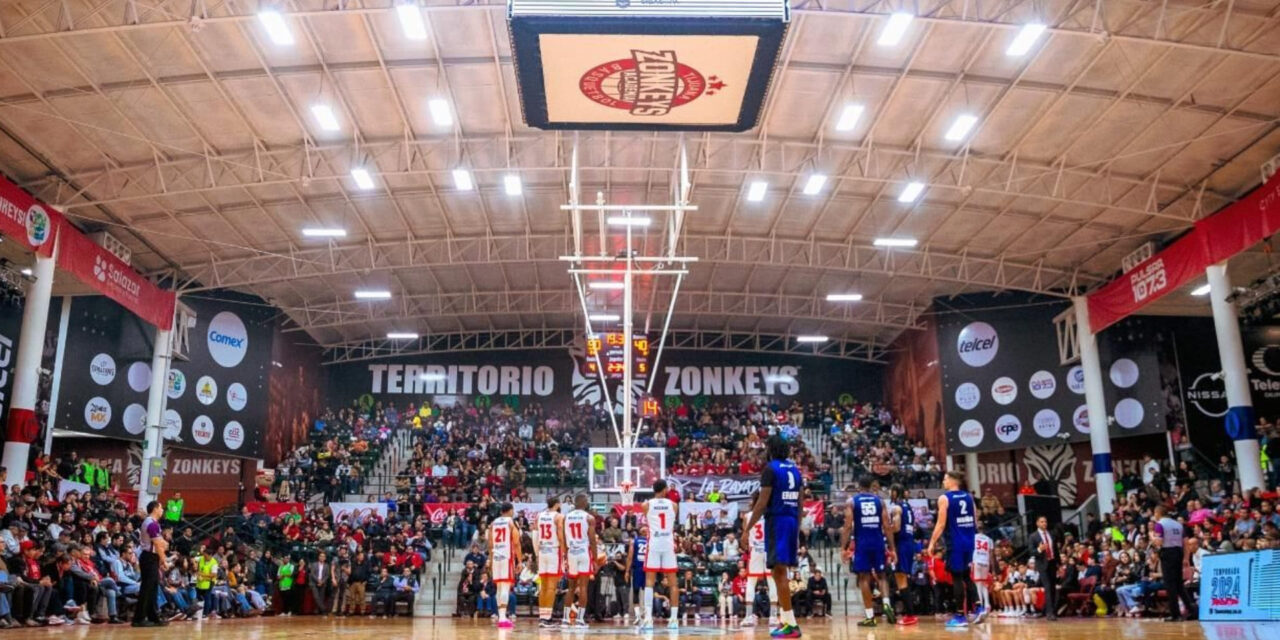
[583,332,650,380]
[508,0,790,132]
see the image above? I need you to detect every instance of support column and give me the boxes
[1073,297,1117,514]
[137,324,172,509]
[1206,263,1264,491]
[2,251,56,491]
[964,452,981,497]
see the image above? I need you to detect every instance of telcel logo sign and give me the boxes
[956,322,998,367]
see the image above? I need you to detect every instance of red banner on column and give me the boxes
[0,175,175,330]
[1087,171,1280,333]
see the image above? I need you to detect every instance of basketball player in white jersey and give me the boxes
[564,493,599,628]
[488,503,521,629]
[741,490,778,628]
[535,497,566,629]
[971,525,994,623]
[640,479,679,630]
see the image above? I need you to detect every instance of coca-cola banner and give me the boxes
[1087,171,1280,334]
[0,174,175,330]
[421,502,469,525]
[328,348,883,412]
[331,502,388,526]
[667,474,760,501]
[938,294,1168,455]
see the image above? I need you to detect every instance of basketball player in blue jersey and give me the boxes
[927,471,979,629]
[887,484,919,626]
[625,527,650,622]
[841,477,896,627]
[741,435,804,639]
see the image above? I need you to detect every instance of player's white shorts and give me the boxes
[972,563,992,583]
[538,549,563,577]
[746,552,768,578]
[566,551,593,578]
[645,543,678,573]
[492,554,515,584]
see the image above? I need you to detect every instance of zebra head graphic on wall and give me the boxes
[1023,443,1078,506]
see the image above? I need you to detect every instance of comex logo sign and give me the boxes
[957,322,998,367]
[207,311,248,368]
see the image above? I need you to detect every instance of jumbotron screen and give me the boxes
[582,332,650,380]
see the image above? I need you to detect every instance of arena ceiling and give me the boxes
[0,0,1278,362]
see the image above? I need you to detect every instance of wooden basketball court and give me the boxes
[4,616,1272,640]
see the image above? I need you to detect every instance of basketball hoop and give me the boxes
[619,480,636,508]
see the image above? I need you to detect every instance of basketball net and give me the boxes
[619,480,636,508]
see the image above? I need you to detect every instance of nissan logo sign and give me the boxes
[1187,372,1228,418]
[956,321,998,367]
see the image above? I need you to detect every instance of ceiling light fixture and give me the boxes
[826,293,864,302]
[301,228,347,238]
[258,10,295,46]
[873,237,919,248]
[606,216,651,227]
[878,12,913,46]
[354,290,393,300]
[387,332,419,340]
[396,2,428,41]
[589,282,625,290]
[796,335,829,343]
[428,98,453,127]
[310,104,340,131]
[350,167,376,190]
[1190,284,1212,296]
[452,169,474,191]
[835,104,865,132]
[747,180,768,202]
[944,114,980,141]
[504,174,523,196]
[897,181,925,203]
[588,314,621,322]
[1006,23,1047,56]
[803,174,827,195]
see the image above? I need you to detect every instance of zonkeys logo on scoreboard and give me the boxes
[579,49,726,116]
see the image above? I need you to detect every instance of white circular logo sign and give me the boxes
[166,369,186,399]
[1033,409,1062,439]
[192,415,215,445]
[84,397,111,430]
[1109,358,1140,389]
[195,376,218,406]
[226,382,247,412]
[958,419,985,448]
[991,376,1018,405]
[122,403,147,435]
[1072,404,1091,434]
[955,382,980,411]
[223,420,245,450]
[957,322,999,367]
[1067,365,1086,394]
[995,414,1023,443]
[1028,370,1056,400]
[207,311,249,368]
[162,409,182,441]
[89,353,116,386]
[127,361,152,392]
[1114,398,1145,429]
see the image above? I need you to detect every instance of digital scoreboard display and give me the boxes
[583,333,650,380]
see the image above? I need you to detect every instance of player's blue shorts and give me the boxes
[852,541,886,573]
[947,544,973,573]
[895,541,916,573]
[765,515,799,568]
